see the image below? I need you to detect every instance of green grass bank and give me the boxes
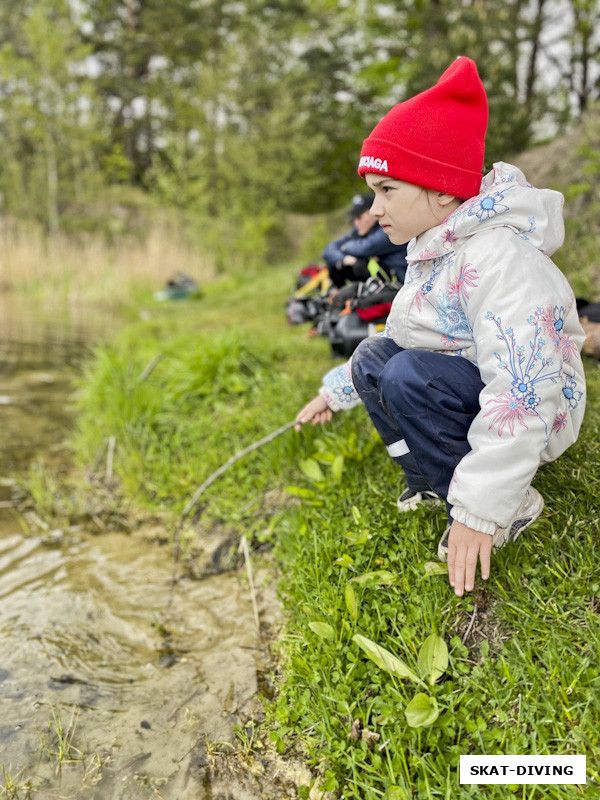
[66,259,600,799]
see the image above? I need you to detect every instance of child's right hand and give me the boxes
[295,395,334,431]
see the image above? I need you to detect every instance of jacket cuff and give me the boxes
[318,386,362,413]
[449,505,496,536]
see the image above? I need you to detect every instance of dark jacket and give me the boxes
[322,222,408,283]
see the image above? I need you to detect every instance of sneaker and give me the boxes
[437,486,544,562]
[397,487,442,513]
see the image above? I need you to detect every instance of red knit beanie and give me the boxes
[358,57,488,199]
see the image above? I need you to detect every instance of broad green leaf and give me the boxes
[351,570,396,586]
[351,505,361,523]
[387,788,409,800]
[344,582,358,621]
[299,459,325,483]
[417,634,449,684]
[352,634,419,682]
[285,486,316,499]
[423,561,449,576]
[404,693,439,728]
[345,529,371,546]
[308,621,334,640]
[331,454,344,480]
[283,486,324,506]
[334,554,354,569]
[314,451,336,463]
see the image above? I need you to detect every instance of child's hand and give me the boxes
[446,520,492,597]
[295,395,334,431]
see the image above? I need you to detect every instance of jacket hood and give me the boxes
[408,161,565,263]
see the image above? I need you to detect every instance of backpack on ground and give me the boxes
[322,277,401,357]
[285,265,332,325]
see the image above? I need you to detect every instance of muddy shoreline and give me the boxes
[0,319,317,799]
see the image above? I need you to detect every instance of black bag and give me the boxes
[326,277,401,356]
[577,298,600,323]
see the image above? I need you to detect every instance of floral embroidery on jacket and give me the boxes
[448,263,478,301]
[483,392,529,436]
[467,190,510,222]
[562,376,583,410]
[551,411,567,434]
[537,304,577,362]
[484,310,583,440]
[434,293,471,344]
[413,258,446,312]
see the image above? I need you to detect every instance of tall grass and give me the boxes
[0,218,216,315]
[70,265,332,516]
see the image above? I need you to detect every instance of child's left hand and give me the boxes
[446,521,492,597]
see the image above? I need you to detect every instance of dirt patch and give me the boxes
[188,747,321,800]
[452,586,511,657]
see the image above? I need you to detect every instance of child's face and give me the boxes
[365,173,448,245]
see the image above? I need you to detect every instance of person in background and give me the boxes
[296,57,586,598]
[323,193,408,287]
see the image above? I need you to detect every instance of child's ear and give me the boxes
[437,192,458,207]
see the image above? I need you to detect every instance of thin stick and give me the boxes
[239,535,260,631]
[168,419,296,604]
[178,419,296,522]
[106,436,116,482]
[137,353,167,384]
[461,603,478,645]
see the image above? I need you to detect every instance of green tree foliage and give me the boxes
[0,0,102,231]
[81,0,218,186]
[0,0,598,246]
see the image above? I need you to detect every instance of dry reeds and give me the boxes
[0,217,216,317]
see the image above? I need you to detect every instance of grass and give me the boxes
[60,256,600,799]
[38,705,86,771]
[70,265,334,521]
[268,372,600,798]
[0,216,216,319]
[0,706,106,796]
[0,765,32,800]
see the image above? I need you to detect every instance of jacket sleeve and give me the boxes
[448,229,586,534]
[319,359,362,411]
[323,231,355,265]
[340,225,403,260]
[318,321,394,412]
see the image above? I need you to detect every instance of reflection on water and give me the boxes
[0,301,274,799]
[0,292,102,472]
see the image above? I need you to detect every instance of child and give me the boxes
[295,57,586,597]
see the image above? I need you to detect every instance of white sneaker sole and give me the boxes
[397,491,442,513]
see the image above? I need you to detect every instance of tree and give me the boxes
[0,0,102,231]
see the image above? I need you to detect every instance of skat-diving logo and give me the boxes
[359,156,389,172]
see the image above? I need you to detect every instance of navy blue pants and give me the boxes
[351,337,485,507]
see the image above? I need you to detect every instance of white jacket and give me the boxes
[319,163,586,534]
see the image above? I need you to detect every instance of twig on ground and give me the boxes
[105,436,116,482]
[167,419,296,606]
[137,353,167,383]
[462,603,478,645]
[239,535,260,631]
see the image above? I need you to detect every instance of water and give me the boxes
[0,304,279,799]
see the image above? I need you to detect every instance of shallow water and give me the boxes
[0,303,275,799]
